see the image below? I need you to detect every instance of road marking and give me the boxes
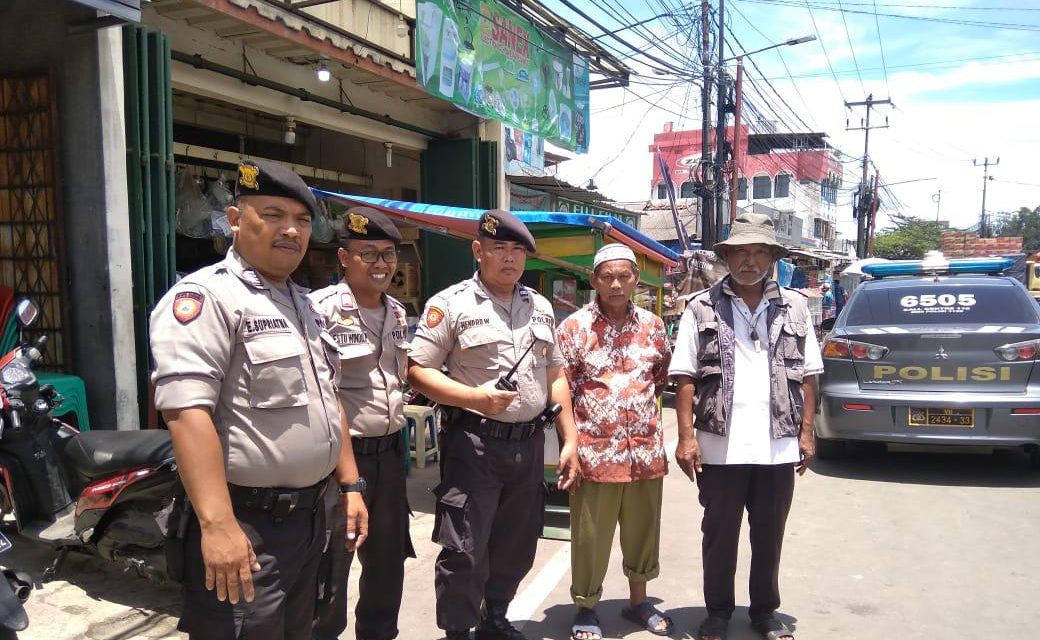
[508,543,571,627]
[507,422,681,626]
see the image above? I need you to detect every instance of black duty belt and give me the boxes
[441,406,538,441]
[228,476,329,522]
[351,432,400,456]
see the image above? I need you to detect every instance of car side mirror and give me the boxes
[14,299,38,328]
[820,317,836,332]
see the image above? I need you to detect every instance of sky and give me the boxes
[539,0,1040,238]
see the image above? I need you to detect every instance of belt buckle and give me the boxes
[272,492,298,521]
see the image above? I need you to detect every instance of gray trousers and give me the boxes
[433,426,546,631]
[314,440,414,640]
[177,501,325,640]
[696,463,796,623]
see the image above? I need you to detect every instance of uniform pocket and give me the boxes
[530,324,555,367]
[457,328,499,370]
[243,335,308,408]
[431,483,472,553]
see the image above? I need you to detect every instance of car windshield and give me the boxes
[844,282,1039,326]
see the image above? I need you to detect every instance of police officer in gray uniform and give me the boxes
[310,207,415,640]
[150,160,369,640]
[408,209,581,640]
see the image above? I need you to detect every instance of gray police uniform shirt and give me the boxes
[409,272,564,423]
[150,249,343,489]
[310,282,408,438]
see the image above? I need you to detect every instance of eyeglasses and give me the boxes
[351,248,398,264]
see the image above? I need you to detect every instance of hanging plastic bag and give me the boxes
[175,171,211,237]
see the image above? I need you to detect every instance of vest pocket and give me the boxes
[780,322,808,362]
[243,335,308,408]
[697,321,721,362]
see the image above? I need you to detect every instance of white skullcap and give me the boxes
[593,243,638,271]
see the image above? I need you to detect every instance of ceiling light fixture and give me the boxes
[284,117,297,145]
[384,142,393,168]
[316,61,331,82]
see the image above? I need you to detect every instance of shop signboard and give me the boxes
[556,197,639,229]
[416,0,590,152]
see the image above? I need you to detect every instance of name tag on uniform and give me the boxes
[243,315,292,337]
[458,317,491,333]
[335,331,370,347]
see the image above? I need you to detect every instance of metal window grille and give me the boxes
[0,72,68,369]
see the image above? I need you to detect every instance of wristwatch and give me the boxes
[339,478,367,495]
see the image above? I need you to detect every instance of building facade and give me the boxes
[648,121,843,249]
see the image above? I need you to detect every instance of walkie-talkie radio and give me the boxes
[495,339,537,392]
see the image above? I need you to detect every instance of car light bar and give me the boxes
[862,257,1013,278]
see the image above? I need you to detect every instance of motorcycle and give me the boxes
[0,532,32,640]
[0,299,180,583]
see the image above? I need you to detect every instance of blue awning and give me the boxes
[315,191,681,266]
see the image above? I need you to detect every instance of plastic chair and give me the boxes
[403,404,439,469]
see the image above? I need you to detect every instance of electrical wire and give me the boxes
[835,0,868,94]
[741,0,1040,32]
[871,0,891,95]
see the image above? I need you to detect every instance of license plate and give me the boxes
[908,407,974,427]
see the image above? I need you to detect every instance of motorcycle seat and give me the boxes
[62,430,174,481]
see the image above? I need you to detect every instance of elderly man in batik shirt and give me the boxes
[556,243,673,640]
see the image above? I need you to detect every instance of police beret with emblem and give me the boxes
[235,159,321,219]
[340,206,402,244]
[477,209,536,253]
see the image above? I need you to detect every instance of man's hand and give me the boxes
[797,428,815,476]
[556,442,581,492]
[342,492,369,552]
[471,380,517,415]
[199,518,261,604]
[675,434,702,481]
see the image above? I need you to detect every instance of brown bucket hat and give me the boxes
[713,212,788,259]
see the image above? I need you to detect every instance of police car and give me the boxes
[815,256,1040,464]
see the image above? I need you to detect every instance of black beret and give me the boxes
[235,159,321,218]
[477,209,536,253]
[340,206,402,244]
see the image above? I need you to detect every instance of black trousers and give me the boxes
[433,426,546,631]
[177,499,326,640]
[314,441,414,640]
[696,463,795,622]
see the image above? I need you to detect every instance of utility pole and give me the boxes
[932,189,942,222]
[713,0,727,242]
[699,0,714,247]
[845,94,892,258]
[974,157,999,238]
[728,56,744,225]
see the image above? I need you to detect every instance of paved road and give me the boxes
[8,405,1040,639]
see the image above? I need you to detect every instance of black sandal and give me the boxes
[697,615,729,640]
[621,601,673,636]
[751,617,795,640]
[570,608,602,640]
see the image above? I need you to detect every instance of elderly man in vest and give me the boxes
[669,213,824,640]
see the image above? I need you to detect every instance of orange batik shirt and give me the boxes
[556,301,672,483]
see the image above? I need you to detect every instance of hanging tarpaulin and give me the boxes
[416,0,590,153]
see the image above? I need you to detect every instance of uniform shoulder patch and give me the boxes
[424,305,445,329]
[339,291,357,311]
[172,291,205,325]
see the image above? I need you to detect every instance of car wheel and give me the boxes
[815,437,846,460]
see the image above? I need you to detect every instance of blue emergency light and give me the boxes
[862,257,1013,278]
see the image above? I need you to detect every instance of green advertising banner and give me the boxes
[416,0,590,153]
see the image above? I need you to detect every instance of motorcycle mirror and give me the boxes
[14,299,38,329]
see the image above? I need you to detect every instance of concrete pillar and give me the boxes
[95,26,140,430]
